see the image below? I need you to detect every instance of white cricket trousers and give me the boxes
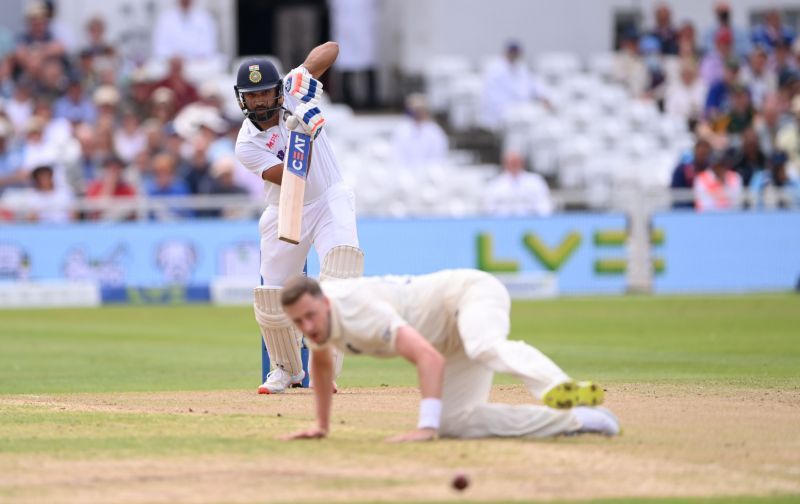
[439,274,580,438]
[259,183,359,286]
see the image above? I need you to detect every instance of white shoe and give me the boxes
[572,406,621,436]
[257,368,305,394]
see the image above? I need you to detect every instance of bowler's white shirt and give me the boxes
[485,171,554,216]
[313,270,492,357]
[234,95,344,205]
[152,6,218,60]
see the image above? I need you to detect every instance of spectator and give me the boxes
[613,30,648,98]
[772,40,798,77]
[671,138,712,208]
[70,123,102,193]
[19,117,58,176]
[85,155,136,221]
[183,134,213,195]
[81,15,114,59]
[649,3,679,56]
[0,118,25,194]
[749,150,800,209]
[53,77,97,124]
[151,0,219,62]
[391,94,448,170]
[704,59,740,124]
[482,41,551,130]
[152,57,199,111]
[113,108,146,164]
[5,79,34,134]
[92,85,121,126]
[733,128,767,186]
[665,58,707,127]
[776,95,800,167]
[755,94,784,156]
[676,21,699,60]
[721,84,755,137]
[36,56,68,100]
[330,0,379,109]
[207,155,249,219]
[702,1,751,59]
[18,165,74,222]
[124,68,154,120]
[694,149,743,212]
[144,152,192,219]
[0,56,14,99]
[740,47,777,110]
[13,3,66,76]
[700,27,737,87]
[752,9,795,54]
[484,151,553,217]
[639,35,667,104]
[150,87,179,124]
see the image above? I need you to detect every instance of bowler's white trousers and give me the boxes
[440,274,581,438]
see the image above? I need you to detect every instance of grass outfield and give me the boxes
[1,294,798,394]
[1,294,799,503]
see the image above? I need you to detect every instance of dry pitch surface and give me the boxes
[2,383,799,503]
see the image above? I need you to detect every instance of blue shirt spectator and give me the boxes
[145,152,193,219]
[749,151,800,209]
[751,10,795,54]
[53,79,97,124]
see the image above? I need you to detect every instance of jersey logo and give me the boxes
[266,133,278,149]
[249,70,262,84]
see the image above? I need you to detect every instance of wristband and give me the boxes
[417,398,442,430]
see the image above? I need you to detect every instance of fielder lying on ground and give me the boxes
[279,269,620,442]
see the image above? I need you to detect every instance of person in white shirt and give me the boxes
[17,165,73,222]
[151,0,218,61]
[481,42,549,131]
[234,43,364,395]
[485,151,553,216]
[665,58,707,126]
[279,271,618,442]
[391,94,448,169]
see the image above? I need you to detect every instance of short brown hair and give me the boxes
[281,275,323,306]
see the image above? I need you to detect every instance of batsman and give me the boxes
[234,42,364,394]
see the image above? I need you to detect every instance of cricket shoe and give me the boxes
[572,406,621,436]
[258,368,305,394]
[543,380,605,409]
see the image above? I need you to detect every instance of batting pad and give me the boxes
[253,286,304,376]
[320,245,365,281]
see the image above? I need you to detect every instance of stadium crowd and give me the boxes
[0,0,798,223]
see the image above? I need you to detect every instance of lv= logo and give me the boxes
[476,229,665,274]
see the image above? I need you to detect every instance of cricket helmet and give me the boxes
[234,57,283,122]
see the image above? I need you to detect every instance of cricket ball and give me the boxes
[451,473,469,491]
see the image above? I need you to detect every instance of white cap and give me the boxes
[93,85,121,105]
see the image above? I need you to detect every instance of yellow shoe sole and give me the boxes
[543,381,605,409]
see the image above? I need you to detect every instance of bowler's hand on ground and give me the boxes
[281,426,328,441]
[386,428,437,443]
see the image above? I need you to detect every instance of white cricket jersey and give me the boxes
[235,95,343,205]
[314,269,494,357]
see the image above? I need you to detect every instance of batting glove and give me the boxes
[284,66,323,104]
[286,102,325,140]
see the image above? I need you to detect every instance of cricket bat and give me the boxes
[278,129,313,244]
